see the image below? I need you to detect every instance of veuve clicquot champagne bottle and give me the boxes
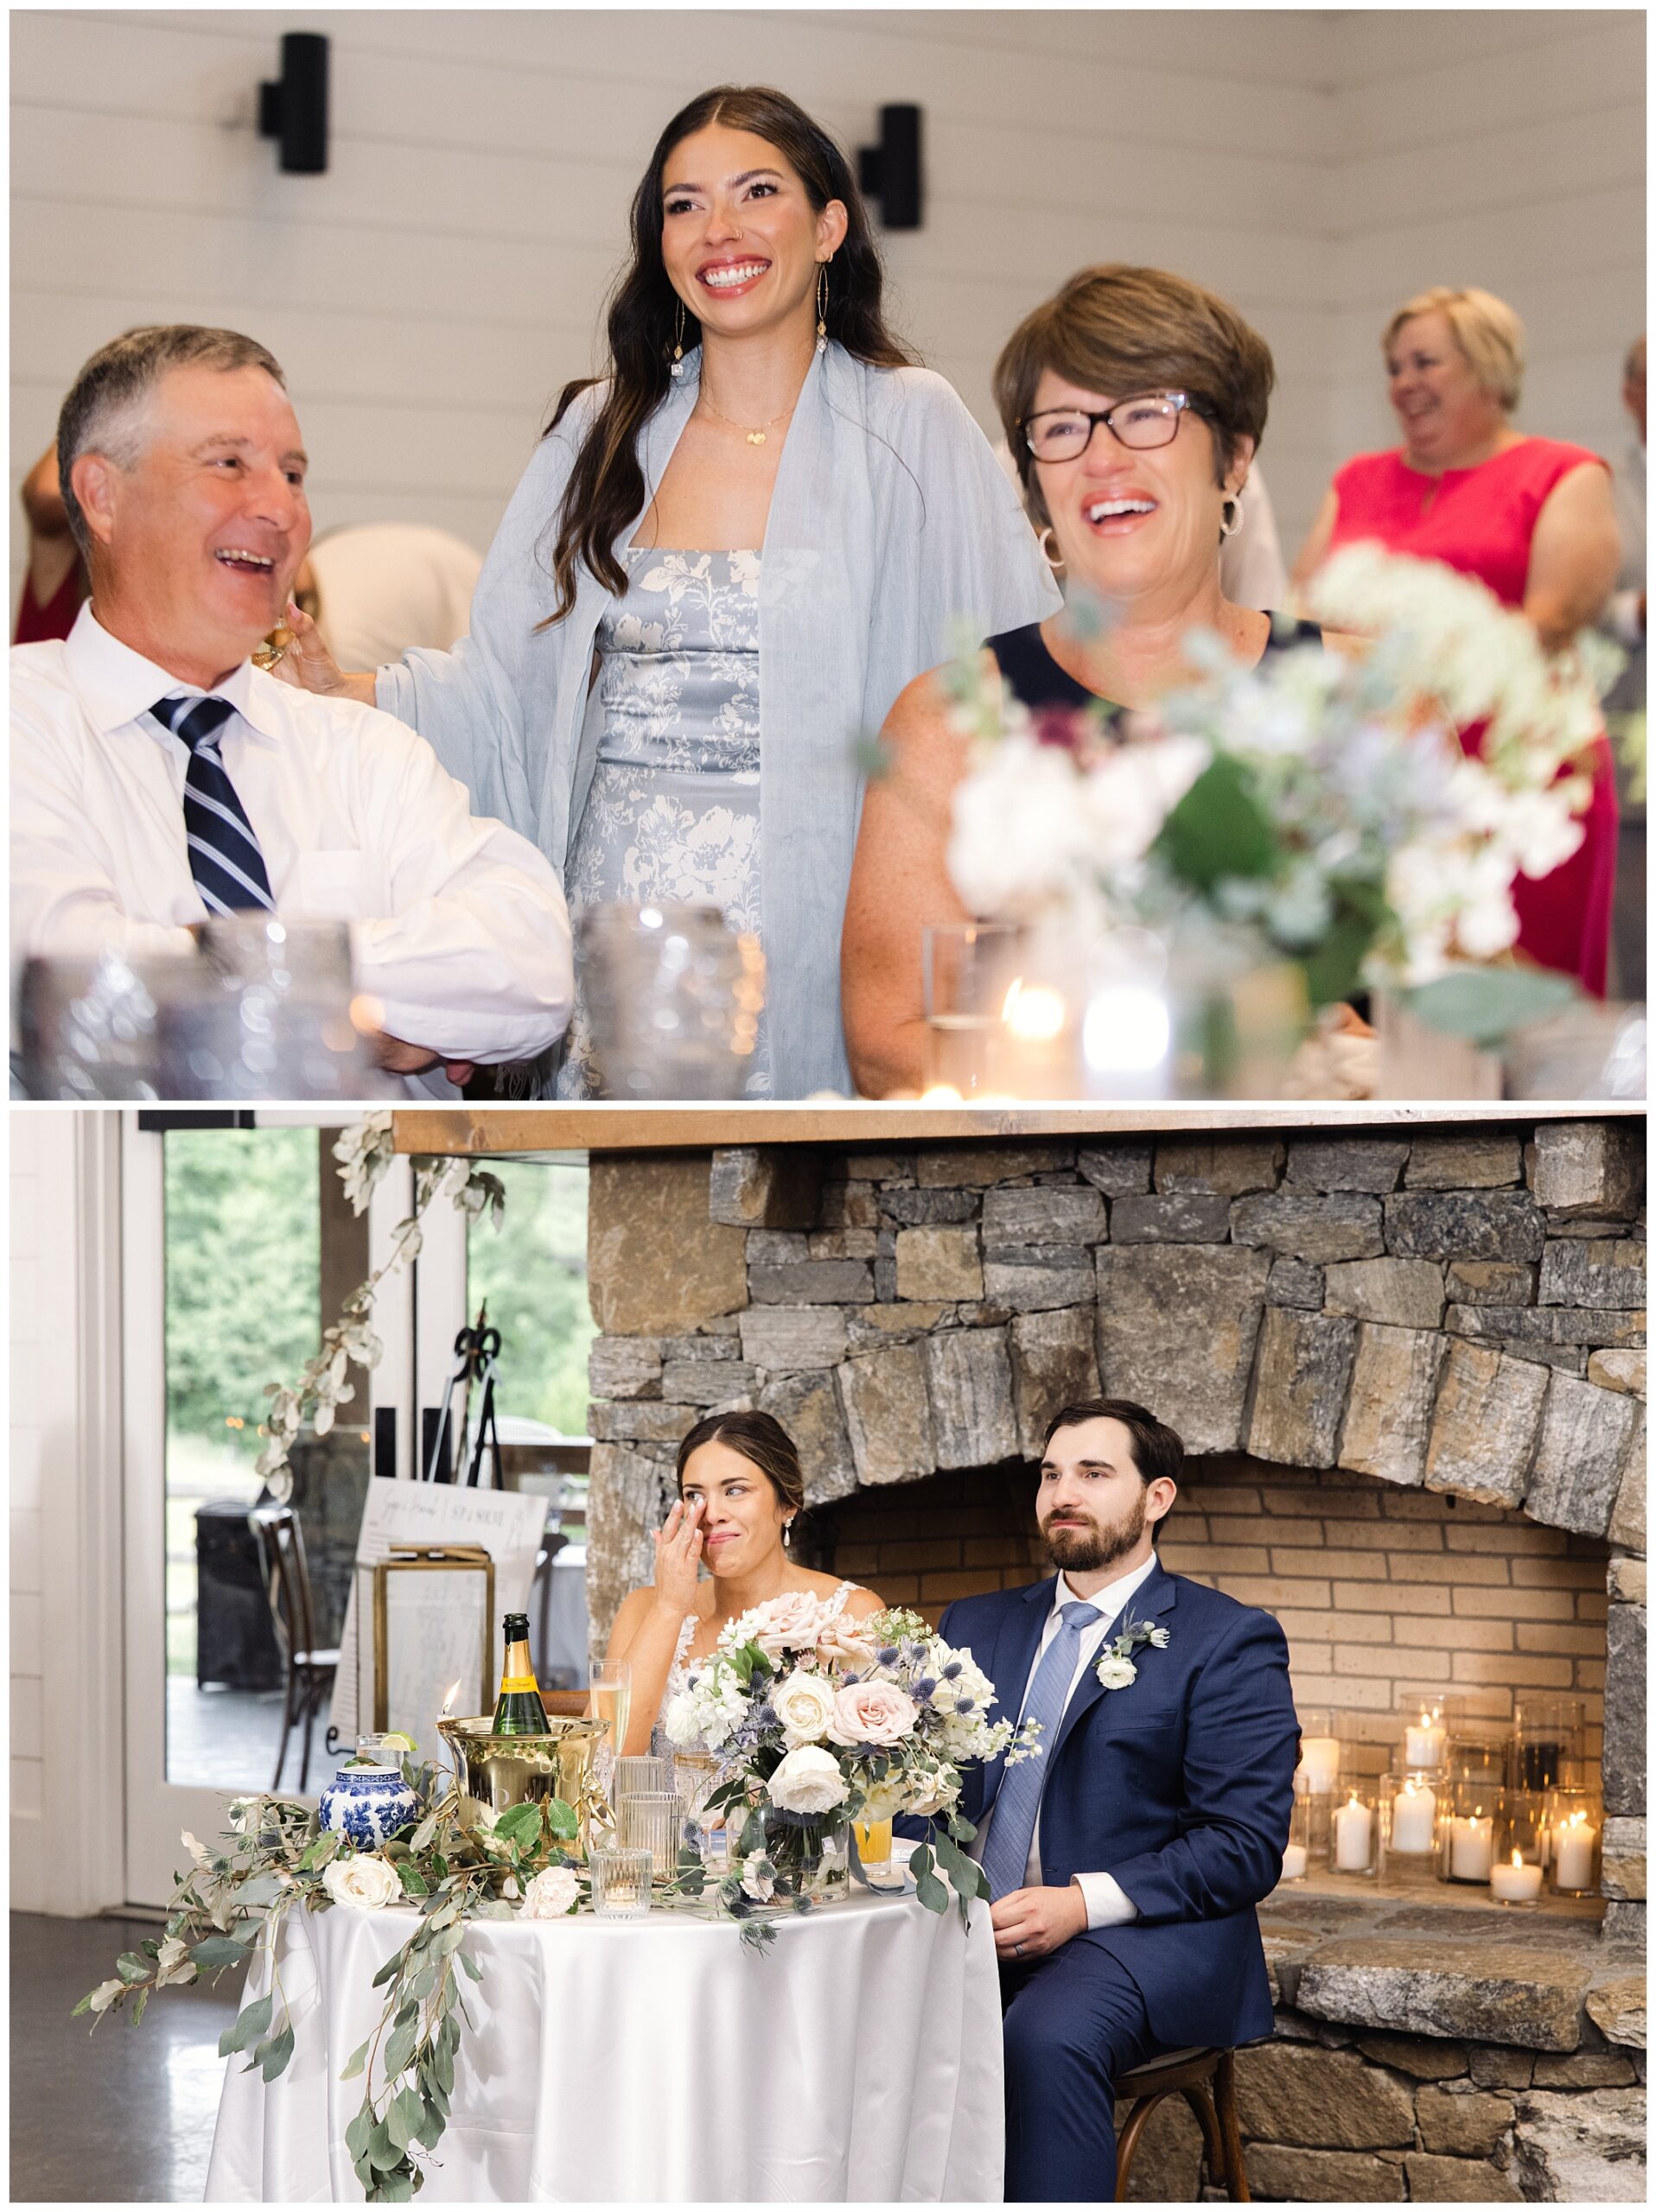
[492,1612,550,1734]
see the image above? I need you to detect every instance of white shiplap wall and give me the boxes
[10,1120,48,1910]
[13,4,1343,586]
[10,10,1643,588]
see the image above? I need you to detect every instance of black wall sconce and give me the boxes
[258,32,329,174]
[858,104,923,231]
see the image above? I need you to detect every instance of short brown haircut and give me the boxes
[1382,287,1525,414]
[677,1408,805,1518]
[56,325,286,559]
[993,264,1275,525]
[1042,1397,1184,1493]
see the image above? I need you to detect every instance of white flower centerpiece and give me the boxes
[664,1598,1040,1931]
[940,544,1616,1091]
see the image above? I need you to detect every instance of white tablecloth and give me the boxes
[204,1887,1003,2202]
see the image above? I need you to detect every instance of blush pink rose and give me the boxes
[827,1679,919,1749]
[816,1620,878,1672]
[742,1591,832,1661]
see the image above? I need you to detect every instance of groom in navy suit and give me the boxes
[934,1398,1299,2203]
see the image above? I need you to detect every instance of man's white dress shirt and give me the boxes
[972,1554,1158,1929]
[12,605,574,1065]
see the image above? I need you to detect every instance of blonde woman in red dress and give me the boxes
[1294,285,1623,996]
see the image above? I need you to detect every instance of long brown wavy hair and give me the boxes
[541,85,916,620]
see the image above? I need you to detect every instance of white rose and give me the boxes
[767,1744,850,1816]
[322,1853,403,1910]
[1096,1656,1137,1692]
[771,1669,838,1747]
[520,1866,581,1920]
[739,1853,775,1902]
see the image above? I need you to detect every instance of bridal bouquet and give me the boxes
[664,1596,1038,1932]
[944,544,1614,1045]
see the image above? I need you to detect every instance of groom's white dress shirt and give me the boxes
[972,1554,1158,1929]
[12,604,574,1067]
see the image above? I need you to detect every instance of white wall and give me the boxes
[10,1110,125,1918]
[8,7,1645,610]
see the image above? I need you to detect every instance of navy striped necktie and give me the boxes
[150,693,275,915]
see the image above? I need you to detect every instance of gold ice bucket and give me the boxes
[437,1715,609,1859]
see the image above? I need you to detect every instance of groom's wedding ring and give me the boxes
[1014,1942,1024,1956]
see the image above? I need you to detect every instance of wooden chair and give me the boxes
[1114,2044,1250,2202]
[248,1503,339,1792]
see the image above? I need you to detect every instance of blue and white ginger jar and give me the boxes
[318,1761,421,1849]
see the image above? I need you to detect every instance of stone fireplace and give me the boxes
[578,1115,1645,2201]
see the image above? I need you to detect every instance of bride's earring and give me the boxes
[815,262,829,356]
[1220,490,1244,537]
[669,298,686,378]
[783,1518,794,1550]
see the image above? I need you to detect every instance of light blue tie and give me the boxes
[980,1599,1102,1903]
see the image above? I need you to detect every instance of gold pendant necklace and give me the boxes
[697,392,797,448]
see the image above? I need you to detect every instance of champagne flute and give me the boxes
[589,1659,631,1796]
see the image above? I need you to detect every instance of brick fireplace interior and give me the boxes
[808,1455,1607,1786]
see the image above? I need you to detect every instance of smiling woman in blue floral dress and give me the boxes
[279,84,1056,1096]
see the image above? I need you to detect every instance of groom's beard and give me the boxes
[1040,1487,1147,1575]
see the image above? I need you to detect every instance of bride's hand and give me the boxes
[653,1497,705,1612]
[268,600,378,707]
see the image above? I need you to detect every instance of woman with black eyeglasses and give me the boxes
[842,263,1324,1100]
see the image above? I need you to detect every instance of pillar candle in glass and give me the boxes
[1279,1780,1312,1885]
[1383,1770,1438,1869]
[1489,1850,1544,1904]
[1440,1782,1496,1884]
[1546,1788,1602,1895]
[1296,1709,1341,1797]
[1331,1775,1378,1876]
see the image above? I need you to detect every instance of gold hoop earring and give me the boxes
[816,262,830,356]
[1220,492,1244,538]
[669,298,686,378]
[1038,525,1066,573]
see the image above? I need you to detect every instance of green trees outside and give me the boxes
[466,1160,596,1438]
[164,1127,322,1465]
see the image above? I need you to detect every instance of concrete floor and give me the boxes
[165,1676,290,1794]
[10,1912,239,2202]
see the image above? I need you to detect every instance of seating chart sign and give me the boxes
[330,1481,549,1751]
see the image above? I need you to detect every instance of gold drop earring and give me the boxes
[816,262,829,356]
[670,298,686,378]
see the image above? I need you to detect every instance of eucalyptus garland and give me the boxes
[78,1764,589,2202]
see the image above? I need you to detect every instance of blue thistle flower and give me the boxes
[941,1661,963,1681]
[955,1697,975,1715]
[877,1646,899,1666]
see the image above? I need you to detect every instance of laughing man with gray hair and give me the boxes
[12,324,573,1087]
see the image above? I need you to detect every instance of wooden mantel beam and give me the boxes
[390,1103,1626,1158]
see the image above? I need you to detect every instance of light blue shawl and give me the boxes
[376,343,1060,1096]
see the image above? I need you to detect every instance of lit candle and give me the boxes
[1404,1710,1446,1770]
[1280,1843,1308,1881]
[1449,1809,1494,1880]
[1390,1778,1436,1855]
[1553,1812,1597,1891]
[1298,1737,1341,1795]
[1333,1793,1373,1872]
[1490,1850,1543,1904]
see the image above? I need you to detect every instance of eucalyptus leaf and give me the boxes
[259,2022,296,2082]
[373,2172,415,2204]
[341,2037,372,2082]
[235,1872,286,1909]
[914,1869,950,1914]
[191,1935,254,1970]
[457,1947,483,1984]
[345,2109,373,2162]
[385,2018,418,2080]
[366,2118,402,2171]
[219,1993,274,2057]
[1404,965,1579,1046]
[115,1952,151,1985]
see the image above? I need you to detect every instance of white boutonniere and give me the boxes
[1095,1613,1169,1691]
